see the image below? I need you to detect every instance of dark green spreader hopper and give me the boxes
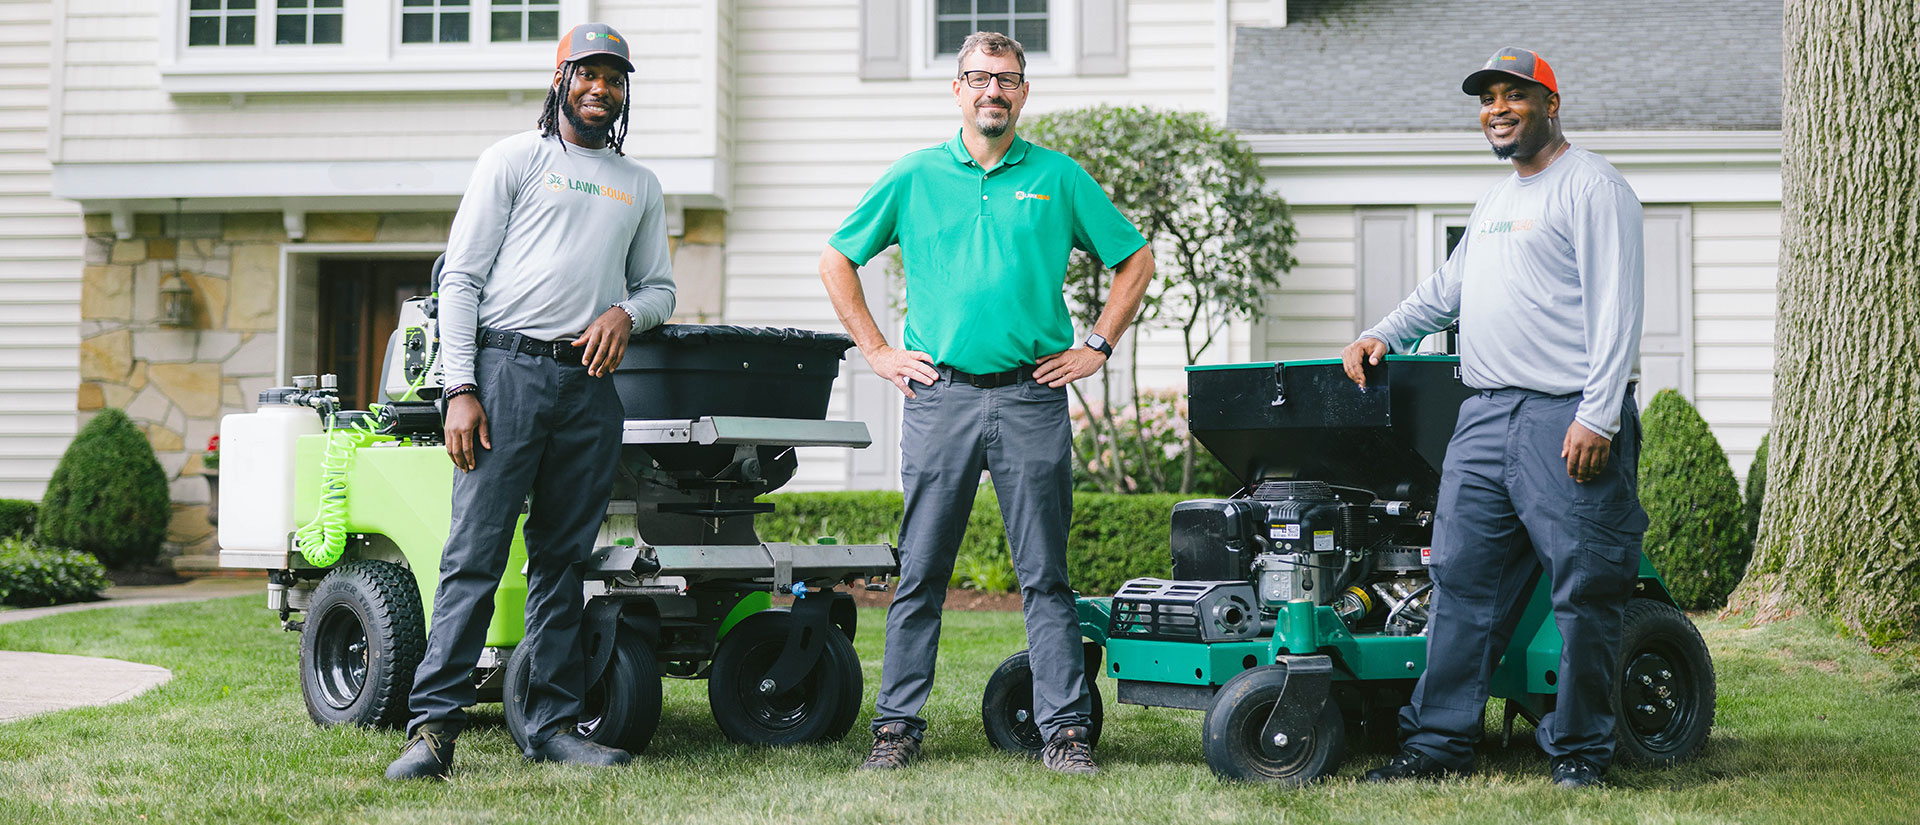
[1185,355,1475,505]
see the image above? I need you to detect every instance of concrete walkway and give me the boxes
[0,577,263,723]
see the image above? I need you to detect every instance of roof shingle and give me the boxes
[1228,0,1782,134]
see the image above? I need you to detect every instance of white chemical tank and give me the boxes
[218,391,322,554]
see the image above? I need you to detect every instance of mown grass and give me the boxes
[1,597,1917,824]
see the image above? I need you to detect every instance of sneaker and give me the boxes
[385,724,456,781]
[1551,756,1604,788]
[1362,748,1469,783]
[859,722,921,770]
[1040,725,1098,775]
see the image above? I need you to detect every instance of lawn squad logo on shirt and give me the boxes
[1477,217,1536,236]
[544,171,635,205]
[1014,190,1051,202]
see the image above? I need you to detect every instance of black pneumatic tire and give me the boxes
[1613,598,1716,766]
[707,608,863,745]
[1202,665,1346,784]
[503,632,663,756]
[981,649,1105,756]
[299,559,425,729]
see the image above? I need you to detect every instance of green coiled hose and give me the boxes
[294,412,381,567]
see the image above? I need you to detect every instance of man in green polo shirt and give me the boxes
[819,31,1155,775]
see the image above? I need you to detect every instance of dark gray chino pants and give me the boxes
[406,343,623,749]
[871,367,1092,741]
[1400,386,1648,770]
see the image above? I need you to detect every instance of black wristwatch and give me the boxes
[1084,332,1114,358]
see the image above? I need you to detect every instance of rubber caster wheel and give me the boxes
[1202,665,1345,784]
[981,648,1104,755]
[504,631,663,756]
[707,607,863,745]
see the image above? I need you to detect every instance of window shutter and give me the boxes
[860,0,911,80]
[1077,0,1128,76]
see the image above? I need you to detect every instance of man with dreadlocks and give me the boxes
[386,22,675,782]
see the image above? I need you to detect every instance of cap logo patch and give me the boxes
[584,31,597,40]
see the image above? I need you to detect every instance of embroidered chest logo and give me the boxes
[543,170,635,205]
[1014,190,1051,202]
[1477,217,1536,236]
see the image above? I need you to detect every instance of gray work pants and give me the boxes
[872,368,1091,740]
[1400,387,1647,770]
[406,343,623,748]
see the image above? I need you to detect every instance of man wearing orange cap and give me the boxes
[386,22,676,781]
[1343,48,1646,789]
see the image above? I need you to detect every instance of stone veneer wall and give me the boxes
[75,207,726,562]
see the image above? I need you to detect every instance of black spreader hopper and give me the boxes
[1185,355,1475,506]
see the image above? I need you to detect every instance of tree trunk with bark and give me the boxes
[1730,0,1920,644]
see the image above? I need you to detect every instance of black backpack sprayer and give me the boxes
[979,356,1715,783]
[219,256,899,752]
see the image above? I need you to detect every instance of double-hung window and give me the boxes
[933,0,1050,57]
[186,0,258,47]
[276,0,344,45]
[161,0,589,93]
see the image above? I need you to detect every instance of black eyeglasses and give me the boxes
[959,70,1025,90]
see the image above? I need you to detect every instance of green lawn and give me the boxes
[1,597,1917,824]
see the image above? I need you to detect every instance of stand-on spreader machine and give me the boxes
[219,283,898,753]
[980,356,1715,783]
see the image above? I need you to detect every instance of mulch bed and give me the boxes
[105,565,189,587]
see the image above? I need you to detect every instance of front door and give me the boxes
[318,259,433,412]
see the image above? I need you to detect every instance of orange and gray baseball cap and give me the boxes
[556,23,634,72]
[1462,47,1558,95]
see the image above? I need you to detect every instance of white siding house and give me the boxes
[1,1,85,501]
[8,0,1785,563]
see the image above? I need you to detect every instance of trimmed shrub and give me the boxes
[0,538,110,607]
[1638,389,1751,609]
[0,498,36,538]
[37,408,172,569]
[1745,433,1770,549]
[758,489,1190,595]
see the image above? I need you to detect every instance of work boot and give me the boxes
[385,724,456,781]
[858,722,921,770]
[1362,748,1469,782]
[1550,756,1604,788]
[527,732,632,767]
[1040,725,1098,775]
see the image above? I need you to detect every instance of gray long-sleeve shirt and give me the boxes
[438,130,677,388]
[1361,146,1644,438]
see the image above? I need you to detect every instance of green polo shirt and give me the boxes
[828,130,1148,374]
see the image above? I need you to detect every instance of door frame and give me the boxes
[277,243,445,384]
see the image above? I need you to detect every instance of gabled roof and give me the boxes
[1229,0,1782,134]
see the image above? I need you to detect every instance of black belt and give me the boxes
[945,364,1036,388]
[478,328,583,366]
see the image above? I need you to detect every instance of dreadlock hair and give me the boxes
[537,60,631,156]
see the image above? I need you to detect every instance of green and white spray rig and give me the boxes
[219,264,898,753]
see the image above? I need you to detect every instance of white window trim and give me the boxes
[905,0,1077,80]
[157,0,587,94]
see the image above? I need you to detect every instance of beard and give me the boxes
[1488,119,1552,161]
[565,98,617,145]
[973,98,1012,138]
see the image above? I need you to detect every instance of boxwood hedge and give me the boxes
[757,488,1189,595]
[0,538,110,607]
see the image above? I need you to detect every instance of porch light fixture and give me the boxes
[159,271,194,328]
[159,198,194,328]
